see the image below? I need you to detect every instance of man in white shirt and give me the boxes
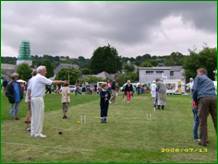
[150,80,157,110]
[28,65,64,138]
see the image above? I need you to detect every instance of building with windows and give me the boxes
[1,64,16,79]
[138,66,185,84]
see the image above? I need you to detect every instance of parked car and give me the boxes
[69,85,76,92]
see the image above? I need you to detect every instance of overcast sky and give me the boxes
[2,2,216,58]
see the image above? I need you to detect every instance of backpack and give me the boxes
[5,81,23,104]
[5,81,15,104]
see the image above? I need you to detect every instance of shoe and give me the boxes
[100,119,107,123]
[103,119,107,123]
[25,120,31,124]
[63,115,68,119]
[31,134,37,137]
[38,133,47,138]
[26,127,31,132]
[194,139,200,143]
[15,117,20,120]
[198,141,207,147]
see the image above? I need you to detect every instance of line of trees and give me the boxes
[2,45,216,83]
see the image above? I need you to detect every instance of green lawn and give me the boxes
[1,94,217,163]
[1,93,99,120]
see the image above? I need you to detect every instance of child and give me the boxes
[100,83,111,123]
[192,100,200,142]
[61,82,71,119]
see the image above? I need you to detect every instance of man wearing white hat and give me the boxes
[28,65,64,138]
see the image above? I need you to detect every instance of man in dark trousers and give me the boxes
[100,83,111,123]
[192,68,216,146]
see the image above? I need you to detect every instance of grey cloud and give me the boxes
[2,2,216,57]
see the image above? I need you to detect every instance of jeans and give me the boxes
[192,109,199,140]
[10,102,20,117]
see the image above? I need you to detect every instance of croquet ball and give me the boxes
[27,157,32,160]
[58,131,62,135]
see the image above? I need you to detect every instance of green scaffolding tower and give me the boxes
[16,41,32,66]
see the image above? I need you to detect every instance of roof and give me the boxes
[138,66,183,71]
[1,64,16,70]
[53,63,79,75]
[88,71,115,80]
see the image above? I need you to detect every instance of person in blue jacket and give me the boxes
[5,73,23,120]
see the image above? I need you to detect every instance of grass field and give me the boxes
[1,93,217,163]
[1,93,99,120]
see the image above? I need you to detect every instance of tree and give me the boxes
[183,47,217,81]
[90,45,122,74]
[123,63,135,73]
[81,76,104,83]
[163,52,185,66]
[56,68,81,84]
[140,60,153,67]
[16,63,32,81]
[116,72,138,86]
[41,60,55,78]
[81,68,91,75]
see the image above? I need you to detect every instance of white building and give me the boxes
[138,66,185,84]
[1,64,16,79]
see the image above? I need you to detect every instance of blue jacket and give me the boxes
[192,74,216,101]
[5,81,23,104]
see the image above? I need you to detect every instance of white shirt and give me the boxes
[61,86,71,103]
[150,83,157,98]
[28,74,53,97]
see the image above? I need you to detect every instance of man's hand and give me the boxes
[192,101,198,108]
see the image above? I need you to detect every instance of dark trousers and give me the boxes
[198,96,217,145]
[100,103,109,118]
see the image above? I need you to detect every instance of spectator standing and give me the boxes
[5,73,23,120]
[192,68,216,146]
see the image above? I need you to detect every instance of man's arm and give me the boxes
[28,89,31,101]
[192,77,199,102]
[52,80,65,85]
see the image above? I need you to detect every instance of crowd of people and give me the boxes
[2,66,216,147]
